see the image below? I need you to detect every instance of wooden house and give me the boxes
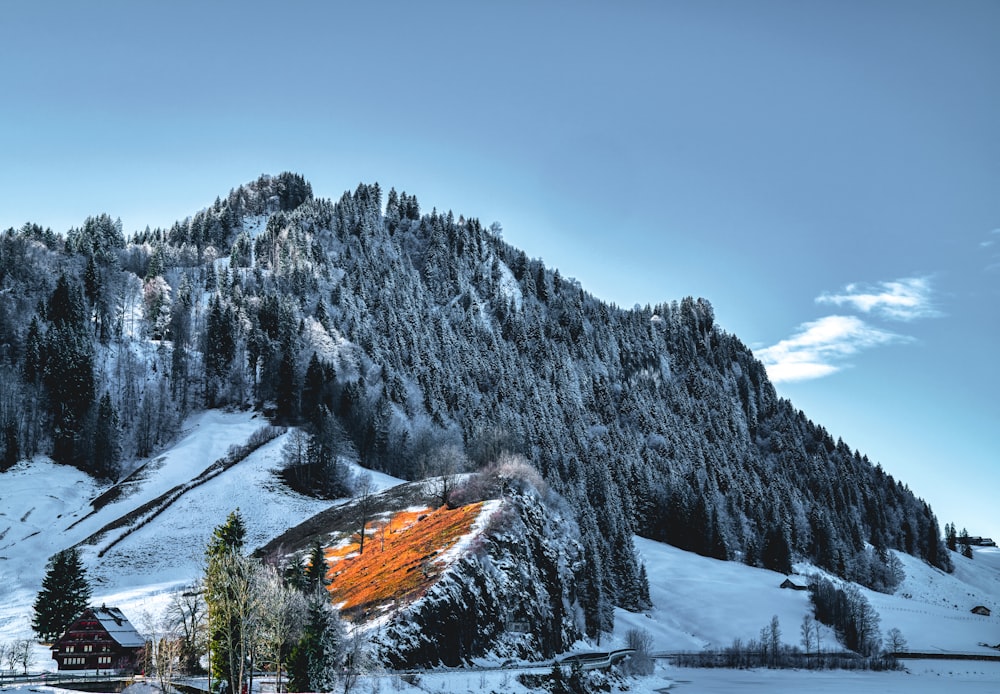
[779,576,810,591]
[971,605,991,617]
[51,605,144,672]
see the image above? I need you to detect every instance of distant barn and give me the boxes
[971,605,991,617]
[779,576,810,591]
[51,605,144,672]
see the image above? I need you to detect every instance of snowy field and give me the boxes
[613,537,1000,656]
[4,659,1000,694]
[2,408,1000,692]
[0,409,400,657]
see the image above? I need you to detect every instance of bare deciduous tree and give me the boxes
[884,627,907,654]
[354,472,376,555]
[419,443,469,508]
[623,627,655,675]
[800,613,815,654]
[166,585,206,674]
[1,641,11,673]
[10,639,34,674]
[340,625,375,694]
[254,566,307,692]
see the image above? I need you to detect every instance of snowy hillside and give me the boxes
[0,408,399,648]
[2,408,1000,692]
[613,538,1000,656]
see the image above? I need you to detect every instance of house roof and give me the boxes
[780,575,810,588]
[90,606,145,648]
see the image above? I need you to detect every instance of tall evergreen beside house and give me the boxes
[32,548,92,642]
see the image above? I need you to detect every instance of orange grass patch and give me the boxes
[324,502,486,620]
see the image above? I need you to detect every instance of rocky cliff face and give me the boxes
[374,487,584,668]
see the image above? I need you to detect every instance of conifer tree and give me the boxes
[43,276,95,469]
[276,340,299,423]
[204,510,248,693]
[32,548,92,641]
[300,353,325,424]
[305,543,329,593]
[92,392,121,480]
[287,595,344,693]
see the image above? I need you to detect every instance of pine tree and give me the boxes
[22,316,43,383]
[207,509,246,559]
[762,524,792,575]
[305,543,329,592]
[92,392,121,480]
[204,510,248,692]
[276,340,299,423]
[32,548,92,641]
[1,415,17,471]
[287,596,344,693]
[42,276,95,468]
[300,353,325,424]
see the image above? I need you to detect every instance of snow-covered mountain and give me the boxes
[1,173,990,688]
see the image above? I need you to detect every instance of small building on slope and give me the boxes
[779,576,810,591]
[51,605,144,672]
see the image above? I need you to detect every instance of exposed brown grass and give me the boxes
[324,502,486,620]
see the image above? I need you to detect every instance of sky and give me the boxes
[1,1,998,540]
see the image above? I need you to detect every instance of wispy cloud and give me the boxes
[756,315,909,383]
[816,276,940,321]
[983,229,1000,272]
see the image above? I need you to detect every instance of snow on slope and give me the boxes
[869,547,1000,654]
[0,409,402,649]
[4,410,1000,693]
[613,537,825,652]
[614,537,1000,657]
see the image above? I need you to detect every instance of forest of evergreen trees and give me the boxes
[0,172,951,638]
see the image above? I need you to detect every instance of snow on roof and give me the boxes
[91,605,144,648]
[780,575,810,588]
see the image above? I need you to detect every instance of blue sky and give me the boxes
[2,1,998,540]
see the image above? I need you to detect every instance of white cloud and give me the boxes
[983,230,1000,271]
[756,315,909,383]
[816,276,940,321]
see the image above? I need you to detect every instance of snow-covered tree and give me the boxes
[288,595,345,693]
[254,566,307,692]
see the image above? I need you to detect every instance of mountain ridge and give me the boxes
[0,172,951,643]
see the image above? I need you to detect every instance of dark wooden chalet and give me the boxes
[51,605,144,672]
[779,576,810,591]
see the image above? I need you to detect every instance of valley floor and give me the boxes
[5,661,1000,694]
[652,660,1000,693]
